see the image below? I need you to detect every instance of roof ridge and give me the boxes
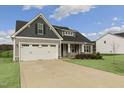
[16,20,28,23]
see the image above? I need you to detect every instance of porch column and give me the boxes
[90,45,93,53]
[59,41,62,58]
[81,44,84,53]
[13,38,15,61]
[68,43,71,53]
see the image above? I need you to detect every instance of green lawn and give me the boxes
[0,58,20,88]
[0,50,12,58]
[66,55,124,76]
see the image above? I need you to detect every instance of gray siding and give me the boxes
[17,17,59,39]
[14,38,61,61]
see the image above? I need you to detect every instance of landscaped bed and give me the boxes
[0,51,20,88]
[66,55,124,76]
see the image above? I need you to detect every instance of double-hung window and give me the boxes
[84,45,91,53]
[63,31,74,36]
[37,23,44,35]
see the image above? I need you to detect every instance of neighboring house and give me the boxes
[11,13,93,61]
[96,32,124,54]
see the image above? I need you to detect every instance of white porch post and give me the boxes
[79,44,81,53]
[59,41,62,58]
[13,38,15,61]
[81,44,84,53]
[90,45,93,53]
[68,43,71,53]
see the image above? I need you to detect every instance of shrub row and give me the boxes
[75,52,102,59]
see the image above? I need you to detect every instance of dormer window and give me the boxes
[37,23,44,35]
[63,31,74,36]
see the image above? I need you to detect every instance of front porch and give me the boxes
[61,42,93,57]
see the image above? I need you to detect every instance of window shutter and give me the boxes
[43,24,45,34]
[35,23,38,34]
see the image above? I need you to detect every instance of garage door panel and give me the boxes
[20,44,58,61]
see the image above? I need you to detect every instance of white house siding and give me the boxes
[96,34,124,54]
[13,38,61,61]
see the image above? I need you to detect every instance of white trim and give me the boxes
[81,44,84,53]
[63,31,74,36]
[13,38,15,61]
[90,45,93,53]
[19,41,59,44]
[96,33,109,41]
[41,14,63,40]
[19,42,21,61]
[68,43,71,53]
[11,13,63,40]
[15,36,61,41]
[84,45,92,53]
[37,23,44,35]
[96,33,124,41]
[59,40,62,58]
[61,41,85,44]
[11,14,41,37]
[19,42,59,61]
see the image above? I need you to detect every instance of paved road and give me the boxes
[20,60,124,88]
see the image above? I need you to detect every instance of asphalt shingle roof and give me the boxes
[53,25,91,43]
[15,20,91,43]
[114,32,124,38]
[16,20,28,32]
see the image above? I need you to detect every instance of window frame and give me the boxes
[63,31,74,36]
[21,44,29,47]
[50,45,56,47]
[42,45,48,47]
[84,45,91,53]
[32,44,39,47]
[37,23,44,35]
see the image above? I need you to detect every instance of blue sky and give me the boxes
[1,5,124,44]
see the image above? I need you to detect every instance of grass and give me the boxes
[0,51,20,88]
[0,50,12,58]
[66,55,124,76]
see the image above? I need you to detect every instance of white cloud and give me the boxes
[81,33,87,37]
[87,32,97,36]
[103,26,121,34]
[0,29,14,44]
[112,17,118,21]
[50,5,95,20]
[82,25,124,41]
[82,32,98,41]
[22,5,45,10]
[97,26,123,37]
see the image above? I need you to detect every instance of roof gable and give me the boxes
[12,13,91,43]
[16,17,60,39]
[53,25,91,43]
[11,14,63,40]
[96,32,124,41]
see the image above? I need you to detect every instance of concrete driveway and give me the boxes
[20,60,124,88]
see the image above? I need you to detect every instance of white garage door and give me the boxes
[20,43,58,61]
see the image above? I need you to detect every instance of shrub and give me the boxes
[96,52,102,59]
[75,52,102,59]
